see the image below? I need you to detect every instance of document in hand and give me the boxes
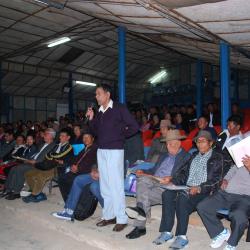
[163,184,190,190]
[12,156,28,161]
[227,136,250,168]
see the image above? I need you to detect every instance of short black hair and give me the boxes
[227,115,242,127]
[96,83,113,98]
[60,128,72,137]
[198,115,208,122]
[5,129,14,136]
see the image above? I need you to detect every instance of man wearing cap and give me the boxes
[153,130,224,249]
[125,130,190,239]
[147,119,174,163]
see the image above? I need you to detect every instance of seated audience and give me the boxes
[150,114,161,133]
[71,124,83,144]
[174,113,189,134]
[23,128,73,203]
[214,115,243,174]
[0,134,37,186]
[58,131,97,202]
[125,130,190,239]
[206,103,221,127]
[52,165,103,220]
[147,119,173,163]
[140,116,150,132]
[197,116,217,140]
[0,130,15,161]
[197,155,250,250]
[153,130,224,249]
[3,128,56,200]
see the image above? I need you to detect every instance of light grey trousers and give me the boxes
[134,175,165,228]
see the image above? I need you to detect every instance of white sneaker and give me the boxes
[210,228,230,248]
[20,190,31,197]
[223,244,236,250]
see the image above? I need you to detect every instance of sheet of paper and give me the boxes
[227,136,250,168]
[162,184,190,190]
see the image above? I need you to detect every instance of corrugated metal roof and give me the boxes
[0,0,249,100]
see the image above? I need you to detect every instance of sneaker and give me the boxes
[52,210,72,221]
[223,244,236,250]
[210,228,230,248]
[125,206,146,221]
[153,232,174,245]
[169,236,189,249]
[20,190,32,197]
[22,193,47,203]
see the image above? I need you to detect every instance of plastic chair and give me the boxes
[214,126,222,134]
[181,138,193,152]
[142,130,153,142]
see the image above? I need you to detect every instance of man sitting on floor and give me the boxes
[125,130,190,239]
[153,130,224,249]
[52,165,103,220]
[23,128,73,203]
[197,155,250,250]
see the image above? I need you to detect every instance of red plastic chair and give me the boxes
[153,130,161,139]
[181,138,193,152]
[187,128,199,140]
[142,130,153,142]
[214,125,222,135]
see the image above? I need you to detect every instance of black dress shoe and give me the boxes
[96,218,116,227]
[113,223,127,232]
[0,191,10,198]
[5,193,20,200]
[125,206,146,220]
[126,227,146,239]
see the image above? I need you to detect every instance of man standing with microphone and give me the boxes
[86,84,139,232]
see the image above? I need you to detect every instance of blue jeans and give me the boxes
[65,174,103,211]
[90,181,103,208]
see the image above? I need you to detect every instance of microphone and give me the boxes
[85,103,95,123]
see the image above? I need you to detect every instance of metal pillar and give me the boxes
[234,69,239,102]
[118,26,126,104]
[220,41,231,130]
[0,62,2,123]
[196,60,203,118]
[68,72,74,119]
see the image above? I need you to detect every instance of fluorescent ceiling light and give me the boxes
[75,81,97,87]
[33,0,64,9]
[34,0,49,4]
[149,70,167,84]
[47,37,71,47]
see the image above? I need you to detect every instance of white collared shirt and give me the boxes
[99,99,113,113]
[222,130,243,150]
[33,143,48,160]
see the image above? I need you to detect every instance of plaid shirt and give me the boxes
[187,149,212,187]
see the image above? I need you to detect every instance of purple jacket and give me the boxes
[90,102,139,149]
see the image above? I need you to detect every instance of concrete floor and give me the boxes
[0,187,249,250]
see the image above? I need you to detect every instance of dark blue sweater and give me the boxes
[90,102,139,149]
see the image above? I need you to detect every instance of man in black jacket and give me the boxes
[153,130,224,249]
[4,128,56,200]
[23,128,73,203]
[125,130,190,239]
[58,132,97,202]
[214,115,243,175]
